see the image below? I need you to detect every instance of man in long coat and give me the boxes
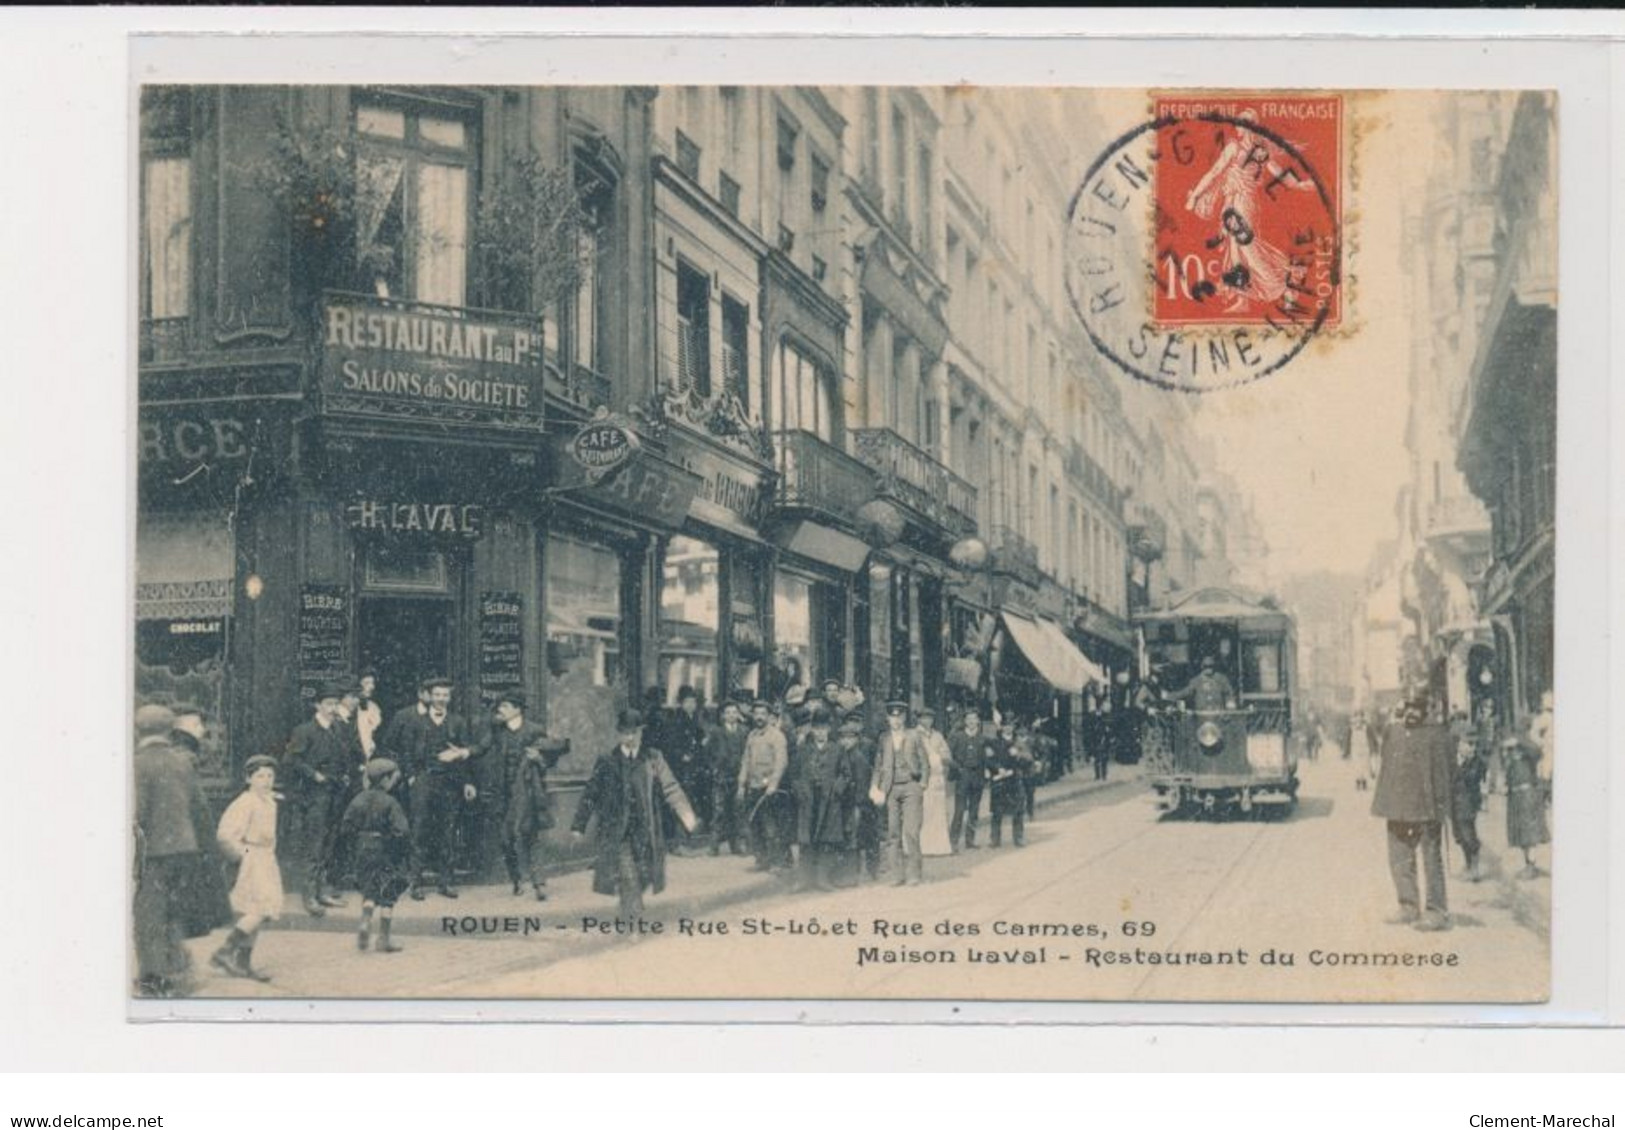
[571,708,697,921]
[395,677,478,900]
[948,711,996,850]
[1371,694,1456,931]
[479,691,562,901]
[284,684,360,916]
[133,704,223,998]
[705,701,749,856]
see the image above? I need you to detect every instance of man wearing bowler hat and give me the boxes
[571,708,697,922]
[285,684,360,916]
[871,699,929,886]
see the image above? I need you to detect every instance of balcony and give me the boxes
[991,524,1041,588]
[544,362,612,416]
[1424,493,1491,557]
[850,427,978,539]
[773,429,877,526]
[1066,440,1125,516]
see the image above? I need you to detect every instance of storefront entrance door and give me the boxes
[358,598,454,719]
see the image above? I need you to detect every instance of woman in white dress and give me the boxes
[917,707,954,858]
[211,754,284,982]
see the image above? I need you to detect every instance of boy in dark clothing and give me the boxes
[987,720,1033,848]
[341,758,412,954]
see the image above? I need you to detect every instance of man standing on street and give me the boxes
[285,685,359,917]
[948,710,995,850]
[480,692,561,901]
[400,677,478,901]
[570,708,697,922]
[1372,693,1455,931]
[133,704,222,998]
[737,699,790,872]
[871,700,928,886]
[706,701,748,856]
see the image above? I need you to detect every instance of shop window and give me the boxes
[774,572,815,696]
[353,98,474,306]
[136,511,232,785]
[721,295,750,408]
[658,536,721,707]
[675,260,711,396]
[362,545,449,594]
[729,555,765,700]
[544,534,626,772]
[140,87,192,335]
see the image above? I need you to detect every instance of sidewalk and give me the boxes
[171,767,1138,999]
[1473,790,1552,937]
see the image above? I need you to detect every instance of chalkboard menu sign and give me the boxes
[297,584,350,706]
[479,591,524,709]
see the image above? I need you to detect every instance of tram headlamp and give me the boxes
[1196,721,1223,751]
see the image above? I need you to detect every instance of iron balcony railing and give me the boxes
[773,429,877,524]
[1067,439,1125,515]
[850,427,978,537]
[992,524,1040,585]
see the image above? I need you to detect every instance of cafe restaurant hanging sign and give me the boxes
[319,295,546,431]
[567,409,640,483]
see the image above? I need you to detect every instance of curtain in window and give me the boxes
[143,157,191,319]
[574,228,598,371]
[414,162,467,306]
[355,148,405,292]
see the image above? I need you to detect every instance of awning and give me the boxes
[774,519,872,573]
[1001,611,1105,694]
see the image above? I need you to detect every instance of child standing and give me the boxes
[212,754,284,982]
[341,758,413,954]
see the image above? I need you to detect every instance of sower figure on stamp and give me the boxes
[340,758,412,955]
[1371,692,1455,932]
[284,684,359,917]
[870,700,929,887]
[400,677,478,901]
[948,710,994,851]
[570,708,697,922]
[705,701,748,856]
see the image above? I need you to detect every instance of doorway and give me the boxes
[358,597,454,720]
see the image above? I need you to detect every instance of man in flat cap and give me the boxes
[570,708,697,922]
[1371,691,1455,931]
[285,684,360,917]
[705,700,749,856]
[871,699,929,886]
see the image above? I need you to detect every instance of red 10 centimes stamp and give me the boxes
[1153,93,1342,329]
[1067,92,1343,393]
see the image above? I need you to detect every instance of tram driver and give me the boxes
[1169,654,1238,712]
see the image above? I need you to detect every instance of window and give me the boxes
[1243,639,1283,695]
[720,86,743,166]
[546,533,627,773]
[573,225,599,373]
[659,535,721,707]
[676,130,701,180]
[140,88,192,324]
[675,261,711,396]
[811,256,827,283]
[773,340,835,441]
[862,89,881,187]
[917,143,933,251]
[776,114,799,173]
[718,172,741,217]
[353,99,473,306]
[811,153,830,212]
[890,106,909,229]
[777,224,796,254]
[774,572,815,693]
[721,295,749,407]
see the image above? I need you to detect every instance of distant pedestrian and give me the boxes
[870,700,928,886]
[480,692,561,901]
[947,710,994,850]
[706,702,749,856]
[341,758,412,954]
[570,709,697,922]
[1503,731,1549,879]
[915,707,954,858]
[737,699,790,872]
[1349,713,1372,791]
[1449,722,1487,882]
[211,755,284,982]
[987,717,1033,848]
[1371,695,1454,932]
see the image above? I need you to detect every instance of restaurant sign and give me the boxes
[319,294,545,430]
[567,410,640,483]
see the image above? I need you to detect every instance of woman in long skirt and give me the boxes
[918,708,953,858]
[1502,735,1550,879]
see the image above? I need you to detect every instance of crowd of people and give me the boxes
[131,672,1122,997]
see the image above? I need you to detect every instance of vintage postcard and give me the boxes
[132,82,1556,1005]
